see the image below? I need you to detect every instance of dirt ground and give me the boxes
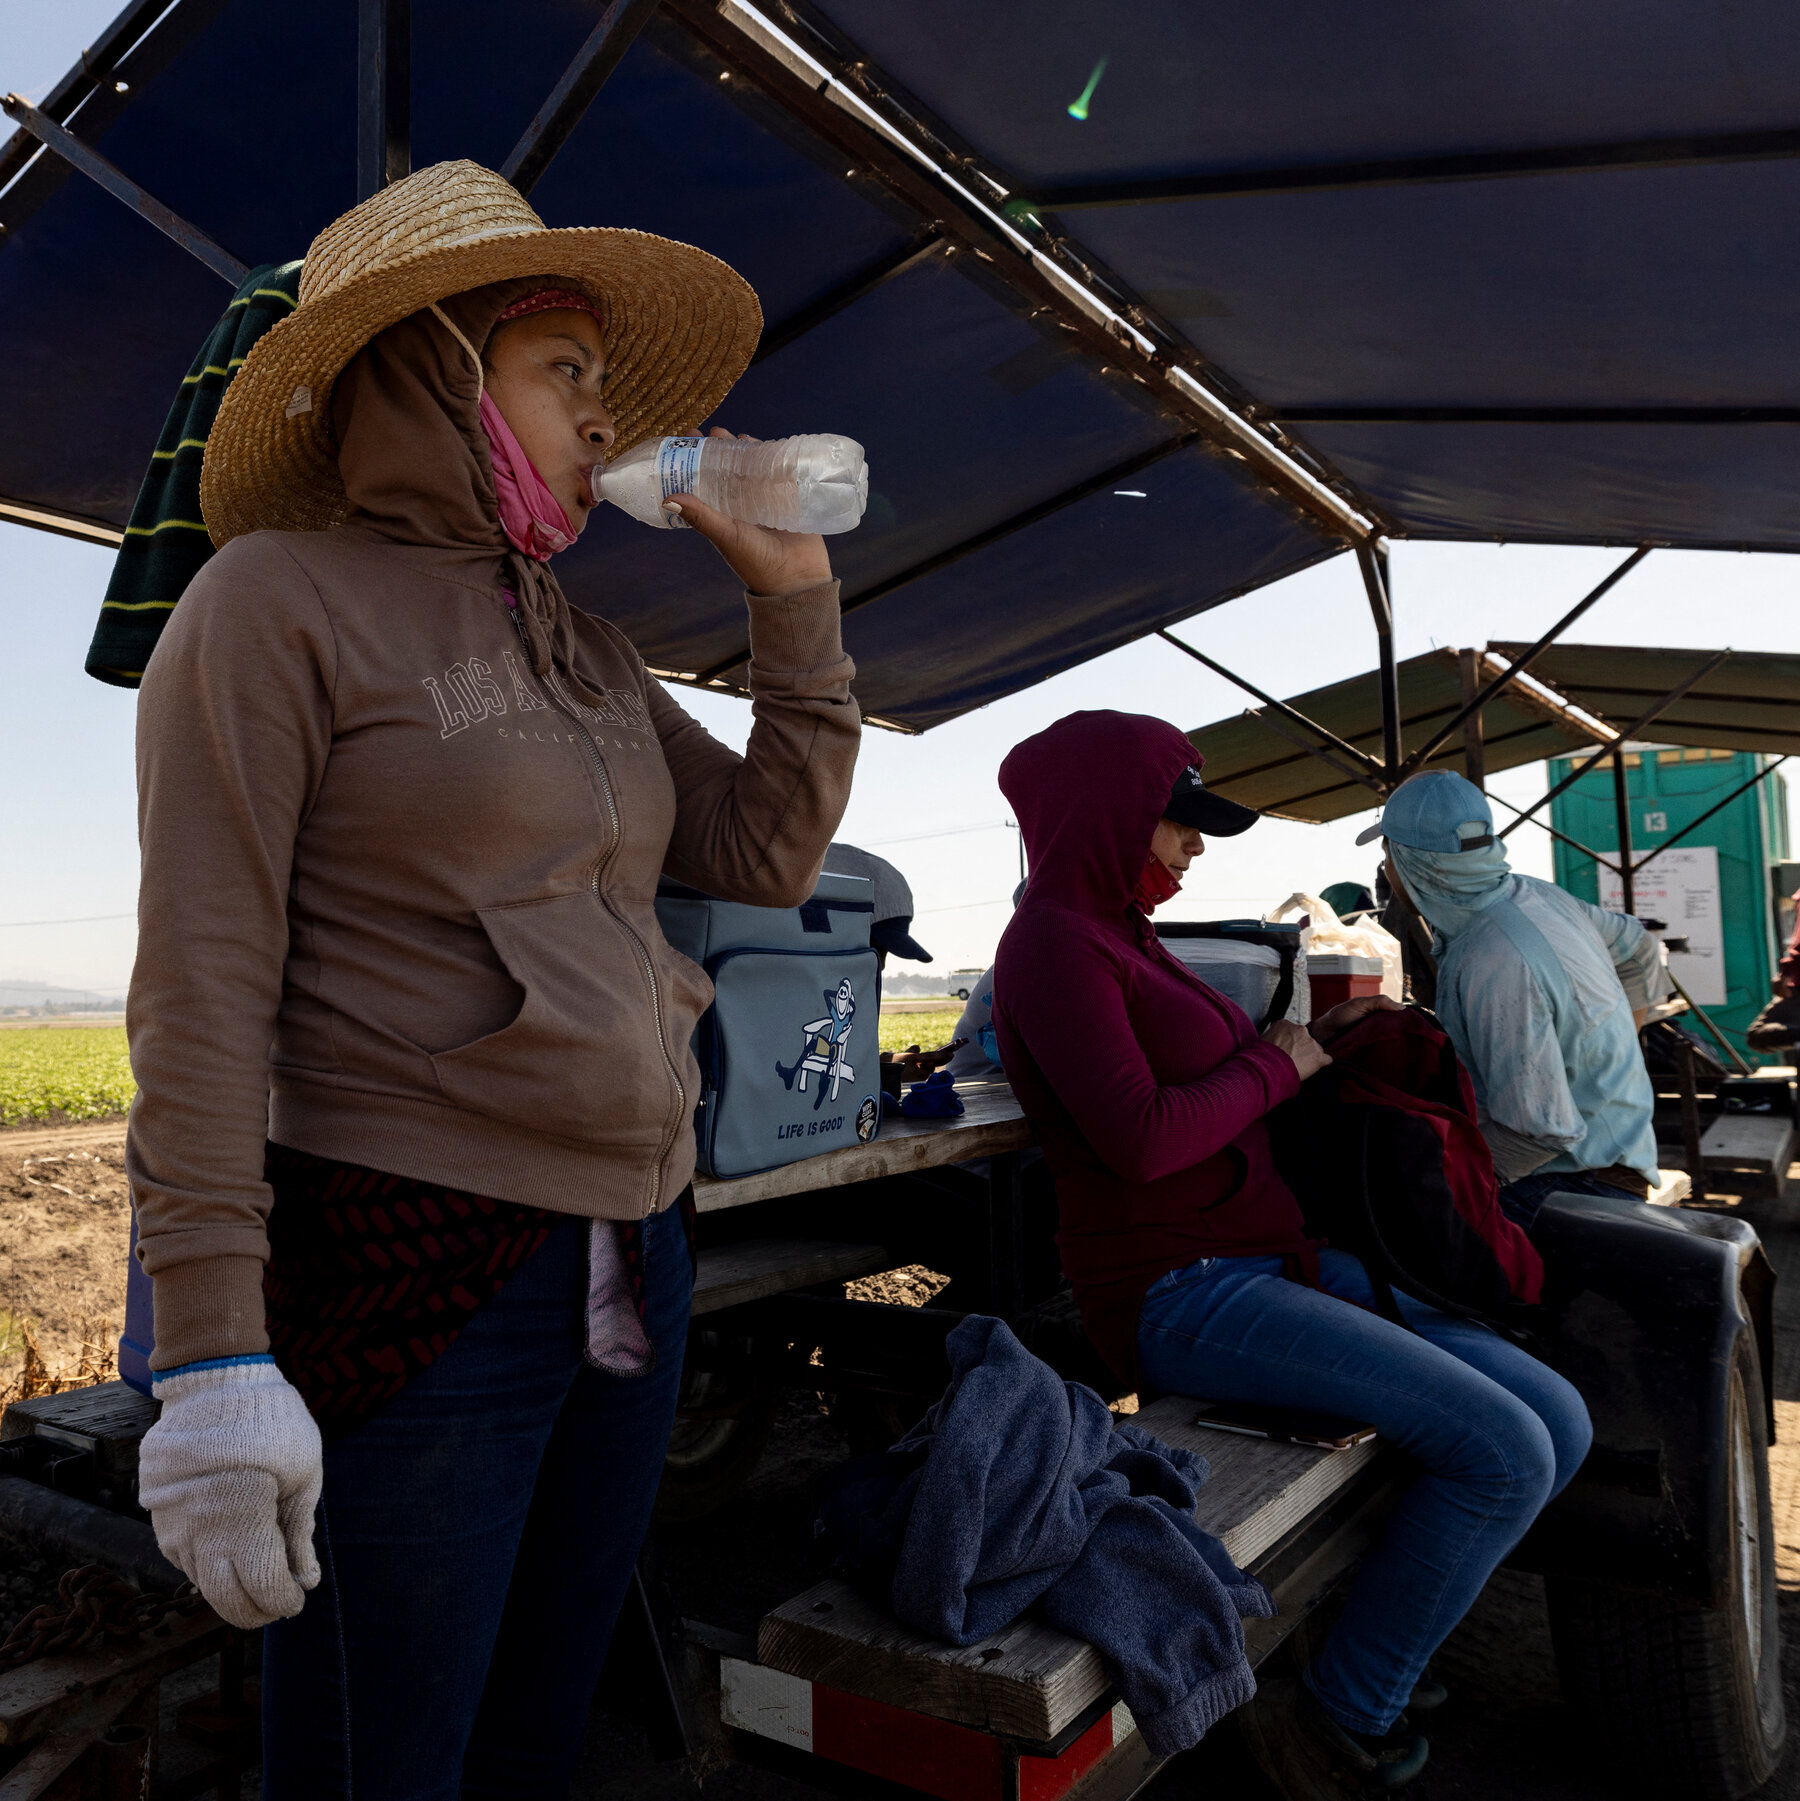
[2,1125,1798,1800]
[0,1121,130,1387]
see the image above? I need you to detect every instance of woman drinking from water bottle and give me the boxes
[126,161,860,1798]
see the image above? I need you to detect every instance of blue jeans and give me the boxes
[1497,1168,1642,1231]
[262,1205,693,1800]
[1137,1249,1590,1736]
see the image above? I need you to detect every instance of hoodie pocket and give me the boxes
[430,893,685,1146]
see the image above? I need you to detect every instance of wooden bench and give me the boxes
[742,1394,1398,1746]
[691,1240,892,1316]
[1698,1115,1796,1201]
[691,1082,1032,1214]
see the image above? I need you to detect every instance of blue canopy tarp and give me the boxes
[3,0,1794,729]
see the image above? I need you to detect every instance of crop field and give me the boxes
[877,1007,962,1055]
[0,1018,963,1123]
[0,1027,134,1126]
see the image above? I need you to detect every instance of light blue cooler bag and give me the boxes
[655,870,884,1178]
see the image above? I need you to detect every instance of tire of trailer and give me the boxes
[654,1353,779,1523]
[1546,1330,1784,1800]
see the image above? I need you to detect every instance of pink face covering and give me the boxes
[1132,850,1183,914]
[479,390,575,560]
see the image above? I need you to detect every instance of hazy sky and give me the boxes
[8,520,1800,993]
[5,4,1799,992]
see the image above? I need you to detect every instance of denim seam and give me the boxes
[320,1502,353,1799]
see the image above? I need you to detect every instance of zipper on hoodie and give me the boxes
[510,608,686,1216]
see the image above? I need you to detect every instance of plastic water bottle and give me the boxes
[592,433,868,534]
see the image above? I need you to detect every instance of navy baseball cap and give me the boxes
[823,842,932,961]
[1354,770,1495,852]
[1164,764,1260,837]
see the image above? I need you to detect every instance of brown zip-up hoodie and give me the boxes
[128,286,860,1370]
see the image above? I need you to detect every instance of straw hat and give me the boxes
[199,160,762,545]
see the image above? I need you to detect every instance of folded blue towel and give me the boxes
[814,1316,1273,1756]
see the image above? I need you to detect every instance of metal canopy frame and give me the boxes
[1401,545,1652,776]
[357,0,412,199]
[1013,127,1800,212]
[0,93,247,283]
[660,0,1381,554]
[0,0,1783,766]
[1168,548,1654,808]
[1,0,1375,638]
[1498,650,1729,838]
[1273,406,1800,425]
[501,0,661,197]
[0,0,233,241]
[697,430,1203,685]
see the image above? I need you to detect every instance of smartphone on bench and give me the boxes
[1191,1401,1377,1451]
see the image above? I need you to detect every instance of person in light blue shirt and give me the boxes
[1359,770,1669,1229]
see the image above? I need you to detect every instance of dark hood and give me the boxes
[998,711,1196,919]
[330,277,609,702]
[331,276,550,555]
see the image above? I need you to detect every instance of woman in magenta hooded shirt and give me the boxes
[992,710,1589,1795]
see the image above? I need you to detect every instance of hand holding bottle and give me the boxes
[594,424,868,596]
[663,432,832,596]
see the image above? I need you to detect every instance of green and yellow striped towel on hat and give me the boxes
[85,261,301,689]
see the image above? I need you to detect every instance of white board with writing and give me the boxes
[1599,844,1725,1006]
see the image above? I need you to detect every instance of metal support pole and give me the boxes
[357,0,411,199]
[1356,544,1400,783]
[0,93,248,284]
[1404,544,1652,774]
[1157,631,1385,778]
[1499,650,1730,841]
[1243,706,1387,799]
[1457,648,1487,790]
[1486,789,1620,873]
[1666,969,1755,1074]
[502,0,661,196]
[1612,745,1636,915]
[1676,1035,1706,1188]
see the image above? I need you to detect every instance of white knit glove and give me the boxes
[139,1357,323,1630]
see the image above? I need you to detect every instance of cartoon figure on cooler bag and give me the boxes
[777,977,857,1109]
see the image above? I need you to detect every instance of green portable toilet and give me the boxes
[1548,746,1790,1062]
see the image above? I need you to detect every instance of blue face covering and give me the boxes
[1388,839,1512,940]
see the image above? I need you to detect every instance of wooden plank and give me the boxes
[0,1682,138,1801]
[757,1581,1111,1743]
[756,1398,1388,1740]
[694,1083,1031,1213]
[1130,1396,1384,1569]
[1649,1167,1692,1207]
[0,1607,226,1745]
[0,1384,158,1478]
[1701,1114,1796,1173]
[693,1240,890,1315]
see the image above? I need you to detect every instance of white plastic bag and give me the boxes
[1265,891,1404,1002]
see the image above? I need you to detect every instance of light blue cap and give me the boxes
[1354,770,1495,853]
